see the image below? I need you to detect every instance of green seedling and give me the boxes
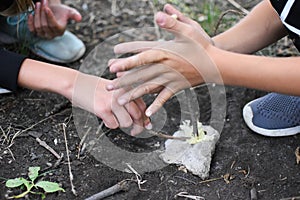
[5,166,65,199]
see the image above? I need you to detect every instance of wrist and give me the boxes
[56,69,79,101]
[205,45,226,85]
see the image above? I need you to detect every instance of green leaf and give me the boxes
[36,181,65,193]
[28,167,40,182]
[6,178,25,188]
[6,177,33,191]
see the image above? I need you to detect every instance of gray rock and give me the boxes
[160,125,220,179]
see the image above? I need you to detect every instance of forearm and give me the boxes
[212,0,286,54]
[17,59,77,99]
[211,46,300,95]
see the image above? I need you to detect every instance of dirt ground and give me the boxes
[0,0,299,200]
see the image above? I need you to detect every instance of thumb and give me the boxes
[155,11,190,34]
[155,11,177,30]
[68,8,82,22]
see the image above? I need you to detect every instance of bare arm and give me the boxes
[213,0,287,53]
[107,10,300,116]
[17,59,149,135]
[211,46,300,95]
[18,59,76,98]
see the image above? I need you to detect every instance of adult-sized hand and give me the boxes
[28,0,82,39]
[107,5,220,117]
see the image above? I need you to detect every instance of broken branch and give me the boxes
[84,180,130,200]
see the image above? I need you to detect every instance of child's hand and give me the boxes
[72,73,150,136]
[106,9,219,117]
[28,0,81,39]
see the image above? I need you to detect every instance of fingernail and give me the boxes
[108,59,115,66]
[156,12,165,26]
[106,84,114,90]
[118,98,127,105]
[110,67,116,73]
[146,110,152,117]
[145,123,153,130]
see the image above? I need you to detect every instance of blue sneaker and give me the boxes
[243,93,300,137]
[0,12,85,63]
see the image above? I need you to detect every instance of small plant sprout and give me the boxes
[5,166,65,199]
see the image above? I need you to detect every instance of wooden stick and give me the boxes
[147,130,190,141]
[36,137,61,159]
[184,88,199,137]
[280,196,300,200]
[85,180,130,200]
[227,0,250,14]
[199,176,223,184]
[62,123,77,196]
[214,9,245,35]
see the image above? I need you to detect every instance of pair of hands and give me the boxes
[27,0,81,39]
[72,73,151,136]
[107,4,219,118]
[74,4,218,135]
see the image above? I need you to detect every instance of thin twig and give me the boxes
[13,109,69,140]
[199,176,223,184]
[45,101,70,117]
[147,130,190,141]
[175,192,205,200]
[84,180,130,200]
[295,147,300,164]
[62,123,77,196]
[148,0,161,39]
[227,0,250,14]
[280,196,300,200]
[126,163,147,191]
[0,126,8,144]
[77,127,91,159]
[14,115,52,139]
[6,147,15,161]
[184,88,199,137]
[214,9,245,35]
[35,138,61,159]
[174,176,197,185]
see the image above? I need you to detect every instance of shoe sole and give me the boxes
[0,30,86,64]
[243,98,300,137]
[30,44,86,64]
[0,88,11,94]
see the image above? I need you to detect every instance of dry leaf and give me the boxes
[223,173,230,184]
